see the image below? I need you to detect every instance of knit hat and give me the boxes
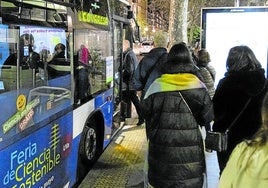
[198,49,211,64]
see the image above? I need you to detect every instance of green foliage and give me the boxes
[188,25,201,46]
[147,0,266,46]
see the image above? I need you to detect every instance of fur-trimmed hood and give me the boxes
[221,68,266,97]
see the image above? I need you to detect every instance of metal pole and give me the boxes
[234,0,240,7]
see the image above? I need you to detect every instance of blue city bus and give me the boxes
[0,0,137,187]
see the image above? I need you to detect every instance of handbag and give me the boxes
[205,131,228,152]
[205,98,251,152]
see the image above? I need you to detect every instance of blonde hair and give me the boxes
[153,31,168,48]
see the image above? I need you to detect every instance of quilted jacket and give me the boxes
[141,63,214,188]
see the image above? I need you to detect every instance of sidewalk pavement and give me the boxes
[78,117,220,188]
[79,118,147,188]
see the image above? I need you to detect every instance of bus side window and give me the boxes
[0,65,17,91]
[47,43,71,80]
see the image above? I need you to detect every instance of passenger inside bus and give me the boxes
[47,43,70,80]
[1,34,40,90]
[3,33,40,69]
[75,45,91,104]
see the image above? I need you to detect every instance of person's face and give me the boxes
[23,37,33,46]
[24,38,30,45]
[55,45,61,54]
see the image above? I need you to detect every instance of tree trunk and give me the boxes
[168,0,188,47]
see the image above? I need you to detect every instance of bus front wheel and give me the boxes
[79,119,101,165]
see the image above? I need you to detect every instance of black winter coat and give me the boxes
[122,48,138,91]
[213,68,267,170]
[133,47,167,99]
[141,63,214,188]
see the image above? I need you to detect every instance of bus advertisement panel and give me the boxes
[19,26,67,60]
[0,24,9,66]
[0,112,73,188]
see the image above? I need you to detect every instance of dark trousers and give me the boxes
[217,150,232,175]
[78,68,90,102]
[122,90,143,119]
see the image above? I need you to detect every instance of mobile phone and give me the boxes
[23,46,29,57]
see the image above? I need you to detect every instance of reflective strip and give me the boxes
[48,64,71,71]
[76,65,86,70]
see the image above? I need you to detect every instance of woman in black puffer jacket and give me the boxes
[141,43,214,188]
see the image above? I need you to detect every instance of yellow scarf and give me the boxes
[144,73,206,99]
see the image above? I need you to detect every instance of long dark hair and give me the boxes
[161,42,197,74]
[226,45,262,72]
[167,42,193,64]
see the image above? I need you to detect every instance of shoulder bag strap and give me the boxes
[225,98,252,133]
[179,91,208,131]
[178,91,193,114]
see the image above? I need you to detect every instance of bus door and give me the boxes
[111,0,141,121]
[112,20,140,121]
[112,21,124,119]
